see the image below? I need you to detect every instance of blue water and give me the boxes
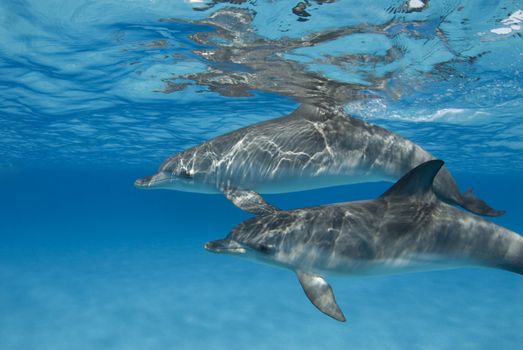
[1,1,522,349]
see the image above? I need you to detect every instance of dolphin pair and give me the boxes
[135,104,503,217]
[205,160,523,321]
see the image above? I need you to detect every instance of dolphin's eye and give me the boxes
[179,169,192,179]
[257,244,275,255]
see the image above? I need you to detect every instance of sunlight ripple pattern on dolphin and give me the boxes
[205,160,522,321]
[136,104,503,217]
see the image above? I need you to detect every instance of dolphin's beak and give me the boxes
[204,239,246,254]
[134,175,153,188]
[134,172,170,189]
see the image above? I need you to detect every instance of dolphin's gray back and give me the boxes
[164,105,432,188]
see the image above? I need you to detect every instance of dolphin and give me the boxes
[204,160,522,321]
[135,104,503,217]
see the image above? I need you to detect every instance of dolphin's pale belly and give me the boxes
[249,172,389,193]
[306,253,471,277]
[271,242,468,276]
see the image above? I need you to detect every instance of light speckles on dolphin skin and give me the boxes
[206,160,522,321]
[135,104,504,217]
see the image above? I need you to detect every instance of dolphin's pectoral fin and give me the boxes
[296,271,346,322]
[223,189,279,216]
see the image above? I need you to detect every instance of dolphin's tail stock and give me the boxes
[460,188,506,217]
[500,253,523,276]
[497,231,523,275]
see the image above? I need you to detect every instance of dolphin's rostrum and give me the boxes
[205,160,522,321]
[136,104,503,217]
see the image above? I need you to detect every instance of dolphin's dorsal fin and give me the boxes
[296,271,346,322]
[290,104,326,121]
[223,189,279,216]
[380,160,444,199]
[292,104,320,116]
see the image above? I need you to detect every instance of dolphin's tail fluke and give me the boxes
[460,188,505,217]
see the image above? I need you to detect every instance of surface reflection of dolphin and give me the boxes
[205,160,522,321]
[136,104,503,217]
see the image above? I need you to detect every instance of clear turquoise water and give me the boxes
[1,1,522,349]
